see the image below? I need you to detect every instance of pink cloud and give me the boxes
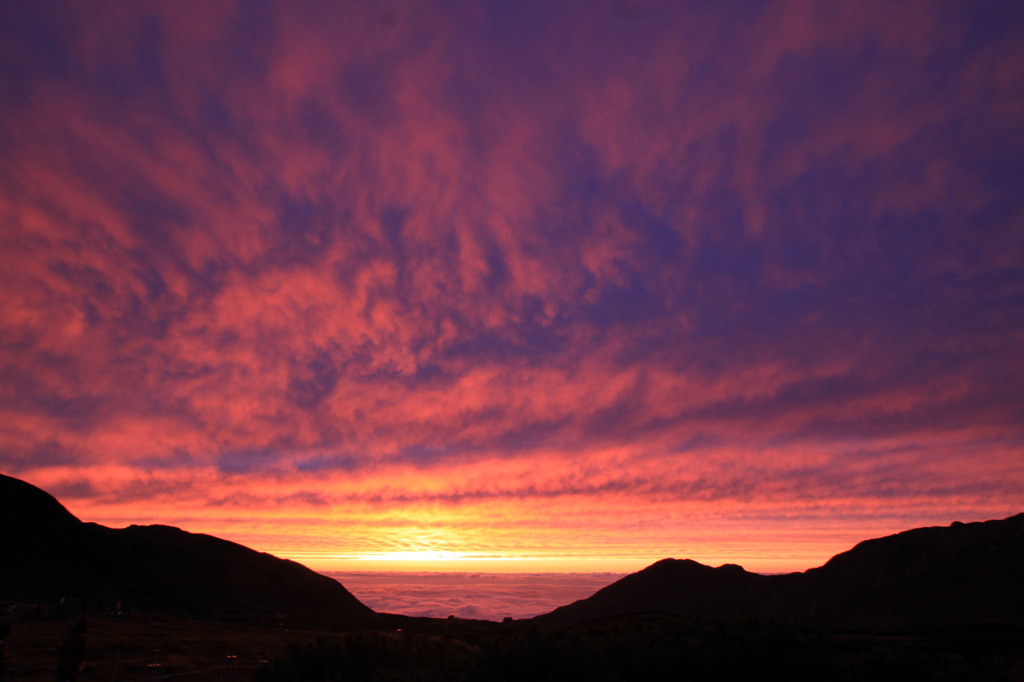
[1,1,1022,572]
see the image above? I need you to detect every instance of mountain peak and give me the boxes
[1,473,83,540]
[534,513,1024,631]
[1,474,373,625]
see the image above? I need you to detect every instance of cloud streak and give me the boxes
[2,0,1022,572]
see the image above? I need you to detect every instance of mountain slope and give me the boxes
[533,514,1024,632]
[0,474,374,625]
[803,513,1024,631]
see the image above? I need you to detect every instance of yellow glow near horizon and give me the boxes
[357,550,480,563]
[64,476,1005,579]
[282,550,813,575]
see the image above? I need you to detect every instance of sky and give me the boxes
[2,0,1023,576]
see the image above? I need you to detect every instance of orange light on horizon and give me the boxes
[27,463,1024,580]
[279,549,821,576]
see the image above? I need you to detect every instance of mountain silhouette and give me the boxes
[6,473,1022,634]
[0,474,373,625]
[533,514,1024,632]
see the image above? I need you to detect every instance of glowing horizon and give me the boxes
[2,2,1023,577]
[44,476,1012,577]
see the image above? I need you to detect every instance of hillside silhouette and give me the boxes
[0,474,373,625]
[4,472,1022,637]
[532,514,1024,632]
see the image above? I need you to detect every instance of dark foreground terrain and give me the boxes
[5,473,1023,680]
[3,609,1023,681]
[258,614,1024,682]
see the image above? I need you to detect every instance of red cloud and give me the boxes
[2,1,1022,571]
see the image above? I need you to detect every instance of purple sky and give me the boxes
[1,1,1022,573]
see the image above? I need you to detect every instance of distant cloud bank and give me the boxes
[333,572,624,621]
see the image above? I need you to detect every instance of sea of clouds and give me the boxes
[328,572,624,622]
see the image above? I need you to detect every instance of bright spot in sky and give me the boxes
[359,551,477,563]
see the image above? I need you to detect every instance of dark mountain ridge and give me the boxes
[6,473,1022,635]
[0,474,373,626]
[533,513,1024,632]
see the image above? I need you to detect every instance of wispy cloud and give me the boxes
[2,0,1022,570]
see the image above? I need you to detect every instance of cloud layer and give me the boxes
[2,0,1022,571]
[335,572,624,621]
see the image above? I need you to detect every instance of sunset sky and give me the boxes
[2,1,1023,575]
